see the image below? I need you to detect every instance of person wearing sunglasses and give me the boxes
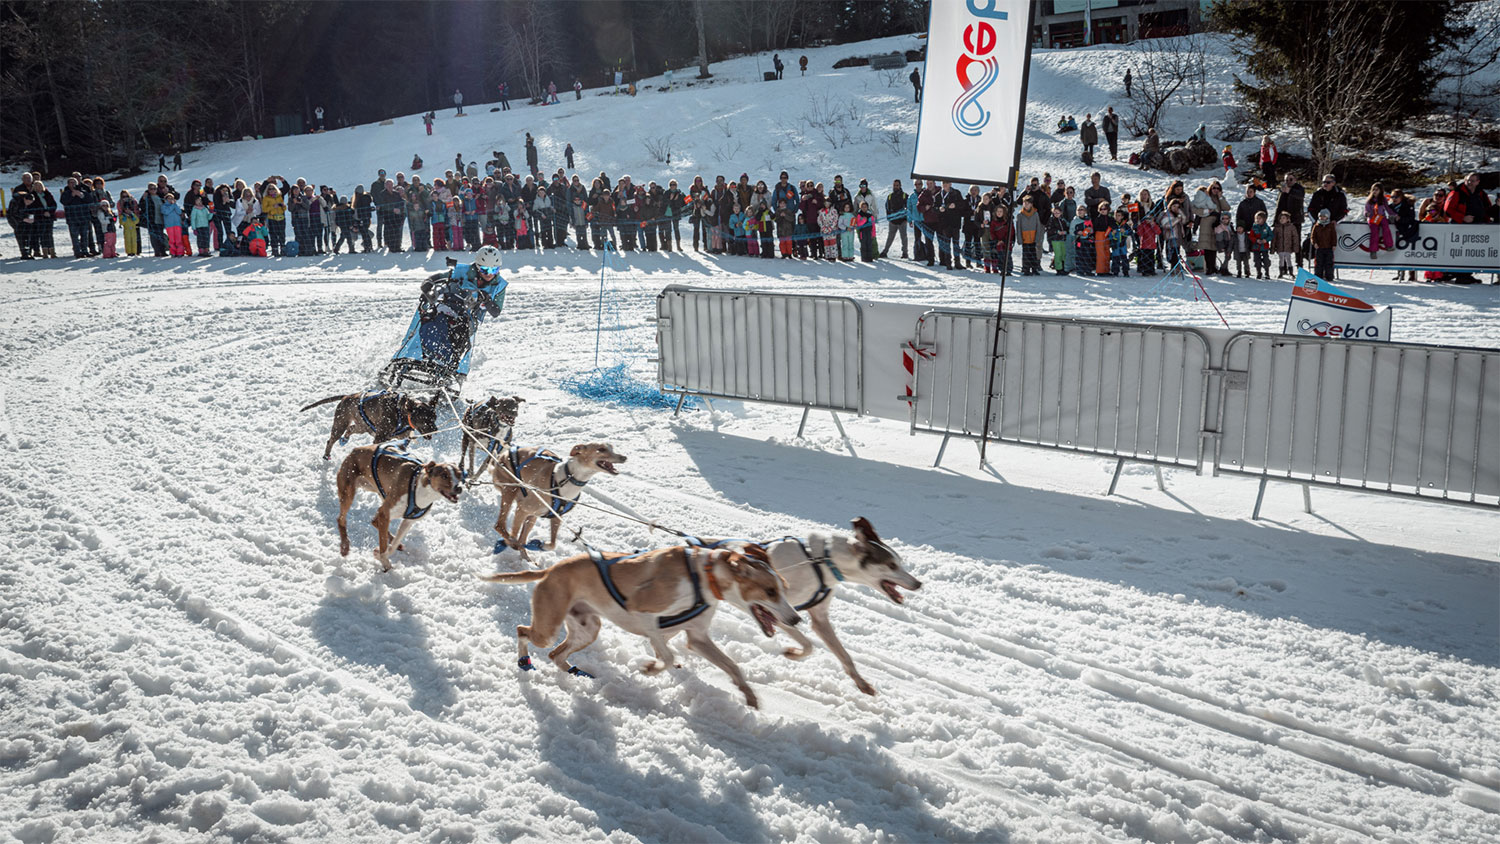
[1306,174,1349,226]
[417,244,508,372]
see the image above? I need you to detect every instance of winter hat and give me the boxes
[1318,209,1330,221]
[859,179,868,187]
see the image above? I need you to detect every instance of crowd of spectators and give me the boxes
[6,150,1495,284]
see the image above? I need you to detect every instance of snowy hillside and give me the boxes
[3,36,1499,844]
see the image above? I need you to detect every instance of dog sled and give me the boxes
[380,252,508,394]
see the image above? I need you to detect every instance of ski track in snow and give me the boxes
[4,34,1499,844]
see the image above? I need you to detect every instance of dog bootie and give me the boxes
[518,656,536,671]
[567,665,595,679]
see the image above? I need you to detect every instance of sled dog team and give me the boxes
[303,389,923,706]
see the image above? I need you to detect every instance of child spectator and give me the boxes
[1311,209,1337,281]
[837,202,857,261]
[118,191,141,257]
[514,201,533,250]
[1272,210,1299,278]
[987,205,1013,275]
[97,200,118,258]
[1070,216,1093,276]
[334,197,357,254]
[1109,210,1133,277]
[1364,183,1393,259]
[855,201,876,261]
[1250,210,1273,279]
[1015,194,1042,275]
[1234,220,1252,278]
[776,200,796,258]
[190,196,212,256]
[1135,212,1160,276]
[162,193,187,257]
[818,203,839,260]
[1046,207,1069,274]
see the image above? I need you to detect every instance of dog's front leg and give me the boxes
[388,516,417,556]
[493,490,517,547]
[684,629,758,709]
[371,505,394,571]
[809,609,875,696]
[542,516,561,551]
[640,633,678,675]
[513,514,538,562]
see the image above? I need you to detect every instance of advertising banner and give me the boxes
[1334,221,1500,271]
[911,0,1036,187]
[1283,269,1392,342]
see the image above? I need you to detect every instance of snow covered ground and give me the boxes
[3,36,1498,844]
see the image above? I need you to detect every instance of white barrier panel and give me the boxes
[1215,334,1500,504]
[1334,221,1500,271]
[655,287,863,414]
[908,309,1212,467]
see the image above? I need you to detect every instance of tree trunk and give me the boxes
[28,91,51,174]
[695,0,711,79]
[42,50,71,158]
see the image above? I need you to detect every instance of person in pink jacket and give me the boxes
[1364,182,1394,259]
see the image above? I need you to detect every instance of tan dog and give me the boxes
[480,544,801,707]
[335,444,464,571]
[459,395,524,478]
[301,390,440,460]
[688,517,921,696]
[490,443,626,561]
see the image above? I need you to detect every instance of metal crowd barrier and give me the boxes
[654,286,864,432]
[908,309,1212,473]
[1214,333,1500,514]
[653,286,1498,519]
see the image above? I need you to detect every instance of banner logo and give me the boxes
[1283,269,1392,342]
[951,1,1008,137]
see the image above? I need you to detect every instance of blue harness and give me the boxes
[506,445,587,517]
[682,535,844,611]
[588,548,711,629]
[357,391,412,437]
[370,446,431,521]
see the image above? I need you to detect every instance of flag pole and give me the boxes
[978,181,1016,465]
[978,4,1037,466]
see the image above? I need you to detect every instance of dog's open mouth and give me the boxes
[751,605,776,637]
[880,580,909,604]
[443,490,461,503]
[595,459,620,475]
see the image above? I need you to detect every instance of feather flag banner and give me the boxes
[911,0,1037,188]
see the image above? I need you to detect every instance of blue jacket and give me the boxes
[161,201,184,229]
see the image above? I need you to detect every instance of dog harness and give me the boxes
[506,445,587,518]
[587,547,713,629]
[370,446,431,521]
[682,535,843,611]
[357,390,414,438]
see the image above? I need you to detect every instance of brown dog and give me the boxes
[335,444,464,570]
[490,443,626,561]
[479,544,801,707]
[301,390,440,460]
[459,395,524,478]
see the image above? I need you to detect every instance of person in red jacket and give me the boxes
[1444,172,1492,223]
